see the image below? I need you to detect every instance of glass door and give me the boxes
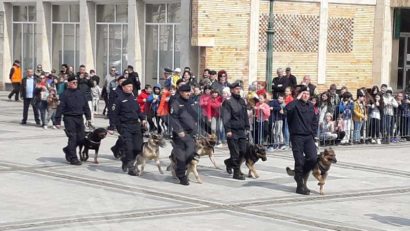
[398,34,410,92]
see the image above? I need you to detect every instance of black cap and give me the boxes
[164,67,173,73]
[295,84,308,92]
[121,78,134,86]
[67,76,76,82]
[117,76,126,82]
[286,67,291,71]
[178,84,191,92]
[229,82,241,89]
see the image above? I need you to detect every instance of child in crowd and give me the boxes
[282,87,293,150]
[91,80,101,115]
[254,93,271,145]
[353,90,367,144]
[368,93,384,144]
[147,84,162,133]
[383,87,398,143]
[339,92,354,144]
[271,94,285,149]
[46,88,59,129]
[209,90,223,146]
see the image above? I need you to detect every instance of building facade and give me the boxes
[1,0,410,92]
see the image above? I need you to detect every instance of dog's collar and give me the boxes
[317,158,330,175]
[88,139,101,145]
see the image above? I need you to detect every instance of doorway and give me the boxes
[398,35,410,92]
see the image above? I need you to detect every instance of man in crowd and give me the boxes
[128,65,141,96]
[301,75,318,97]
[8,60,22,101]
[20,69,40,125]
[76,65,93,121]
[285,67,297,89]
[272,68,290,98]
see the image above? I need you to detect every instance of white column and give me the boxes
[180,0,191,69]
[79,0,95,70]
[317,0,328,85]
[1,2,12,88]
[36,0,51,71]
[373,0,393,86]
[128,0,144,84]
[248,0,260,85]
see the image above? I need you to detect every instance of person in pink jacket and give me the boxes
[210,89,224,146]
[199,85,212,122]
[254,93,271,144]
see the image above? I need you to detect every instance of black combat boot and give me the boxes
[224,159,233,174]
[303,173,311,194]
[233,169,245,180]
[121,158,128,172]
[63,147,69,162]
[179,176,190,186]
[127,162,138,176]
[294,175,310,195]
[111,146,121,159]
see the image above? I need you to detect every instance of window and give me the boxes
[145,3,181,86]
[96,4,128,78]
[51,4,80,71]
[12,5,36,72]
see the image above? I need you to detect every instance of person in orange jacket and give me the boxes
[8,60,22,101]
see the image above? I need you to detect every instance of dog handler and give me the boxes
[286,85,318,195]
[112,79,147,176]
[222,82,250,180]
[55,76,92,165]
[108,76,126,158]
[170,84,199,185]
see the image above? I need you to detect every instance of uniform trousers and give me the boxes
[290,135,317,177]
[172,134,196,178]
[120,123,143,163]
[63,116,85,161]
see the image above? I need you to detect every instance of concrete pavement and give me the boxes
[0,91,409,231]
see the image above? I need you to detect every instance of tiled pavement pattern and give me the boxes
[0,92,409,231]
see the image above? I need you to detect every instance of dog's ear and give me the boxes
[323,149,329,155]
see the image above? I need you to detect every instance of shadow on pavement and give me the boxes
[366,214,410,227]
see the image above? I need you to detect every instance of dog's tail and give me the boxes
[286,167,295,176]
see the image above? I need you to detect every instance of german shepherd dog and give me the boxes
[286,148,337,195]
[225,143,267,178]
[79,128,108,164]
[195,133,219,169]
[167,134,217,184]
[135,133,166,176]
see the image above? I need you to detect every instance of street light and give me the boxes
[265,0,275,92]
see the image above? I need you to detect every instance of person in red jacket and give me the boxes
[137,84,152,114]
[199,85,212,122]
[210,89,223,146]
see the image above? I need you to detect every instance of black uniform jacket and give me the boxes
[221,94,250,139]
[55,88,92,125]
[286,99,318,137]
[112,92,145,128]
[170,95,198,135]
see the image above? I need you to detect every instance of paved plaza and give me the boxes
[0,91,409,231]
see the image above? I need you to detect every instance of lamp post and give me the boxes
[265,0,275,92]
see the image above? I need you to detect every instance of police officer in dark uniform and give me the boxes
[55,76,92,165]
[108,76,126,158]
[222,82,250,180]
[170,84,198,185]
[286,85,318,195]
[112,79,147,176]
